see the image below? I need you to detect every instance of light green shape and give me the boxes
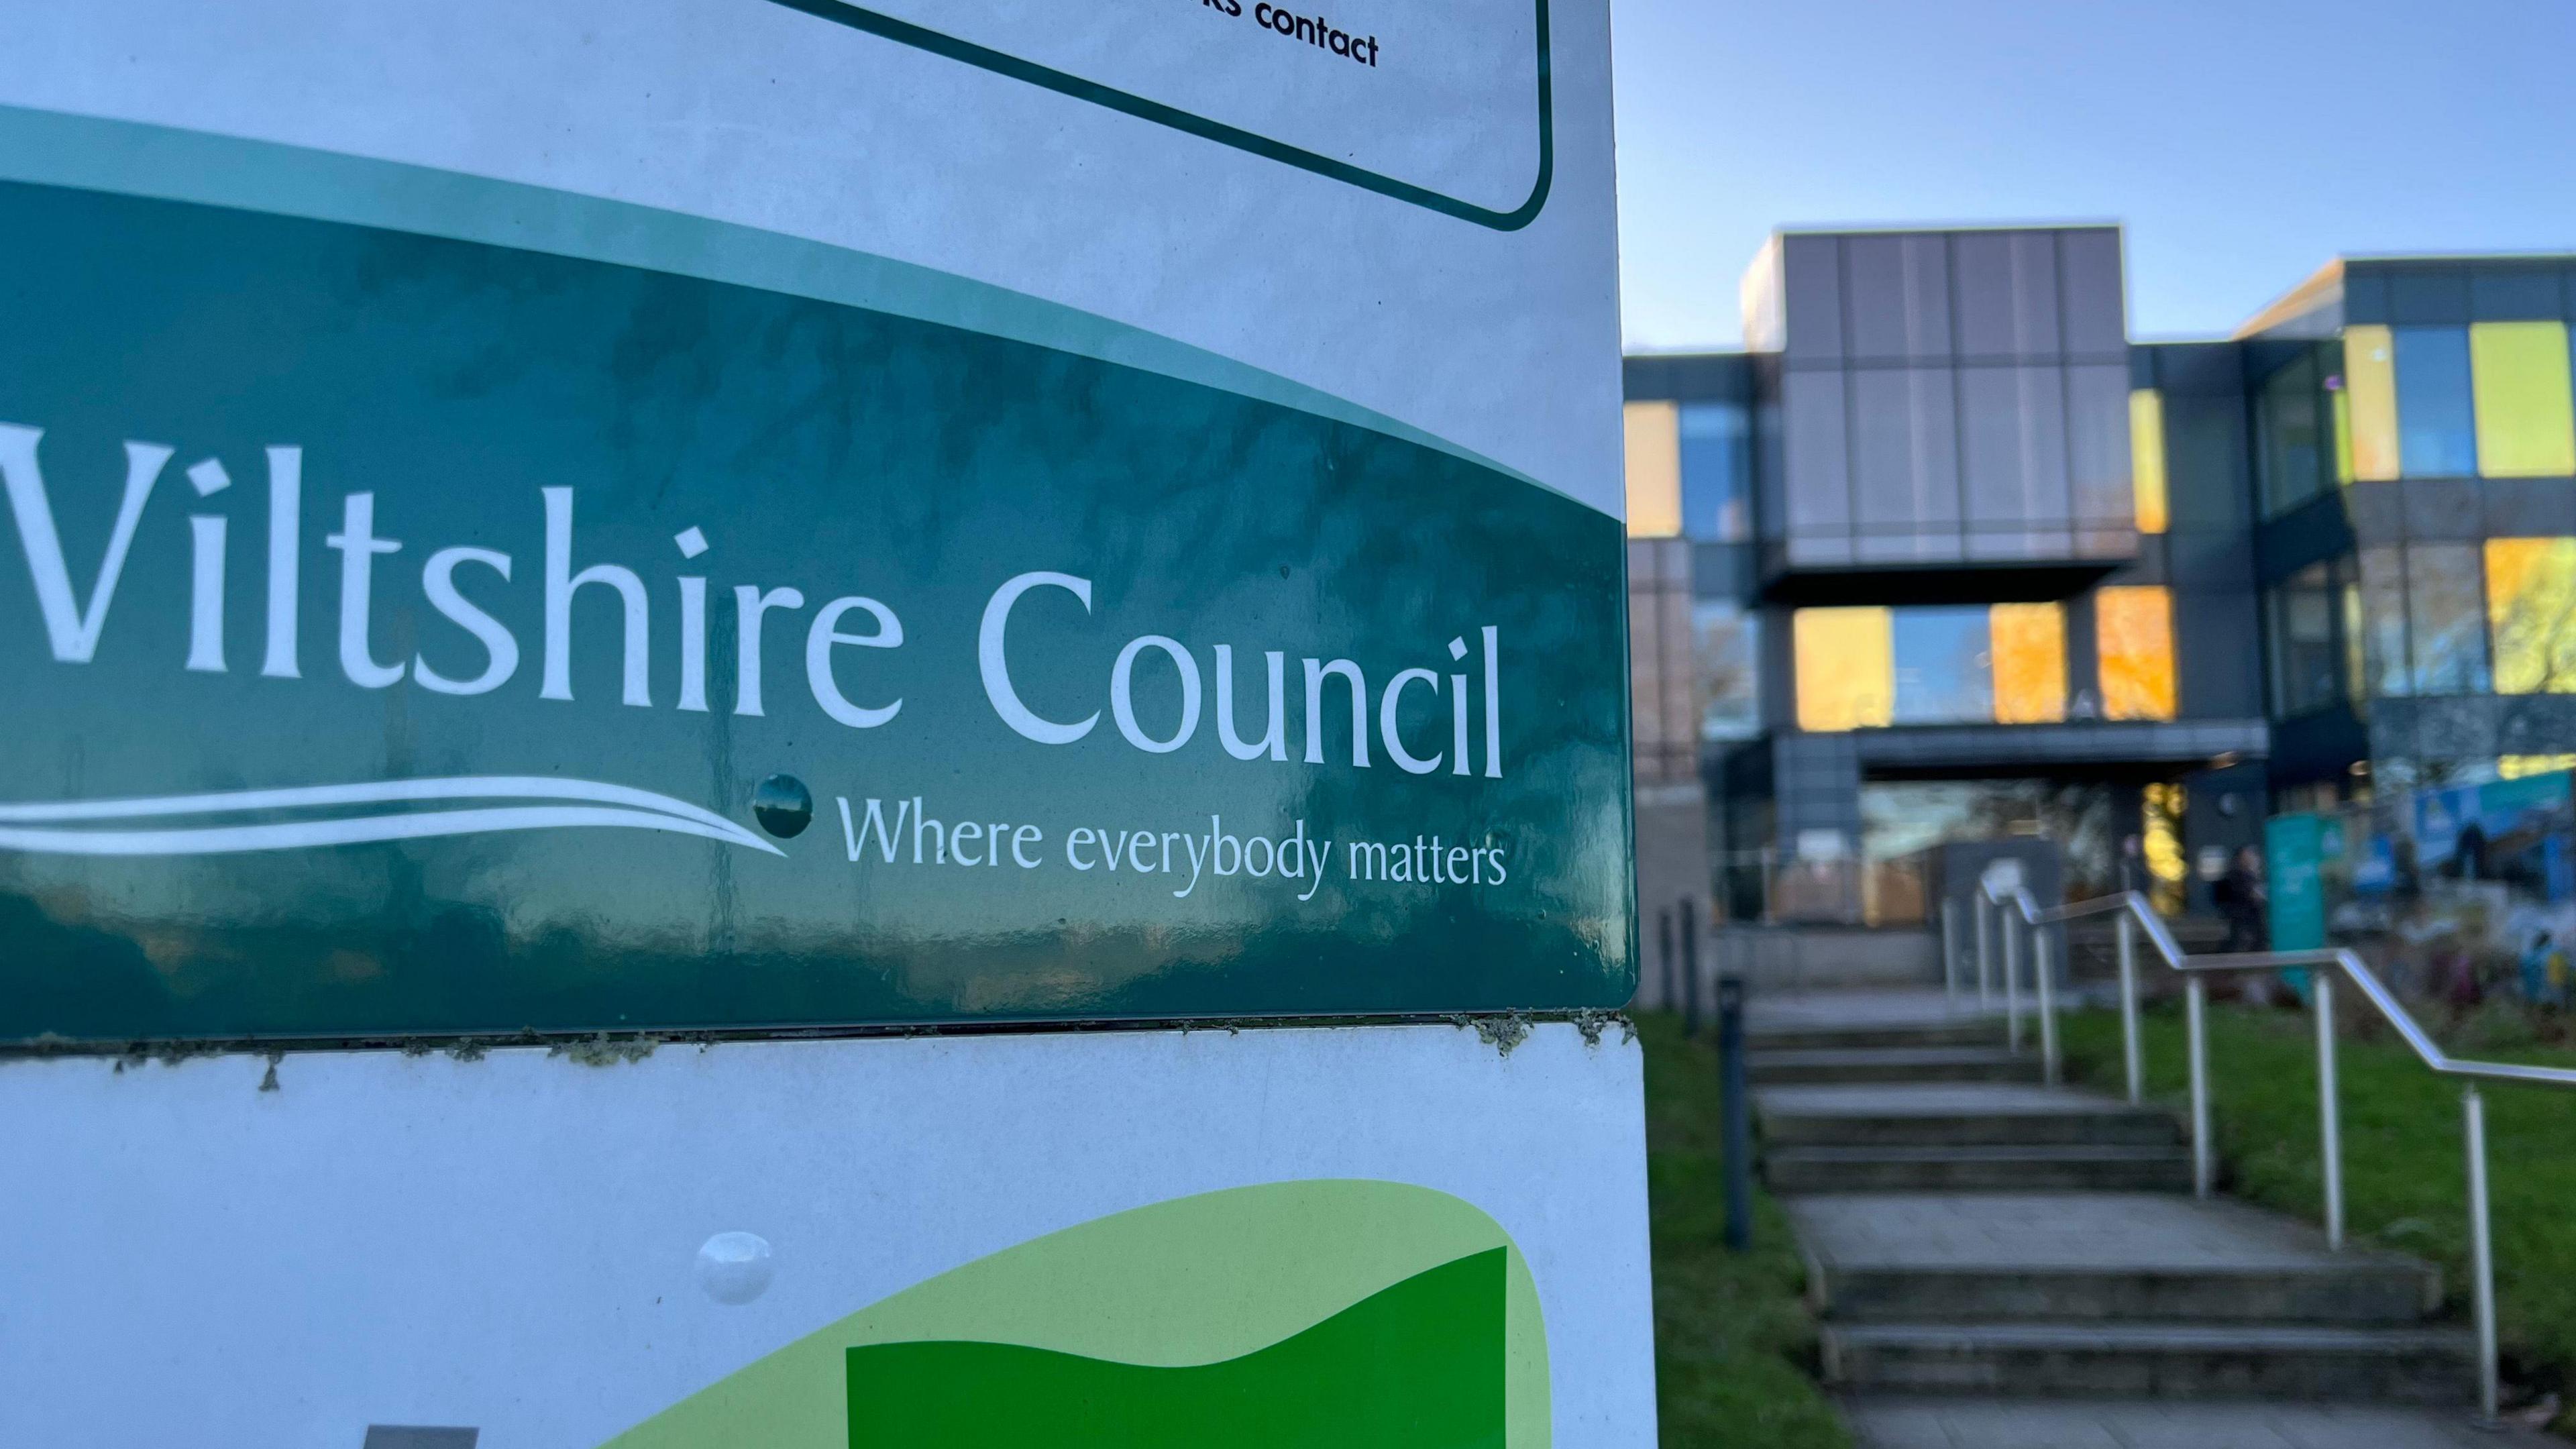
[603,1179,1548,1449]
[0,103,1556,499]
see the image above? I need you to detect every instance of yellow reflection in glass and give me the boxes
[2129,390,2167,534]
[2097,586,2177,720]
[1990,603,2066,723]
[1794,607,1892,731]
[1623,400,1682,537]
[2483,536,2576,694]
[2344,325,2400,482]
[2143,781,2187,916]
[2503,755,2576,780]
[2469,322,2576,478]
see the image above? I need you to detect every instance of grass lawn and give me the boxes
[1637,1010,1850,1448]
[2061,1002,2576,1412]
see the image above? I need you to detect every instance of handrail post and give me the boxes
[2315,972,2343,1250]
[2116,910,2143,1105]
[1941,902,1960,1004]
[1975,898,1993,1008]
[2002,909,2023,1054]
[2186,975,2212,1199]
[2466,1084,2500,1426]
[2035,924,2060,1087]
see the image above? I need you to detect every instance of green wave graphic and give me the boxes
[845,1248,1505,1448]
[599,1181,1548,1448]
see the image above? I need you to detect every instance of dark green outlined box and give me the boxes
[760,0,1554,231]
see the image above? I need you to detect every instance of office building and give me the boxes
[1629,226,2576,925]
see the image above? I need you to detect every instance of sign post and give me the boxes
[0,2,1647,1445]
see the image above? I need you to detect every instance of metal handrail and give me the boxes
[1952,882,2576,1427]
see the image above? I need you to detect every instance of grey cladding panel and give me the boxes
[1954,231,2061,360]
[1849,366,1963,562]
[1783,369,1854,559]
[1782,234,1846,363]
[1960,364,2071,558]
[1845,233,1954,364]
[2059,229,2129,357]
[2065,362,2135,554]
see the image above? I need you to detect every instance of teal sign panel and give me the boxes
[0,180,1631,1044]
[2265,813,2327,954]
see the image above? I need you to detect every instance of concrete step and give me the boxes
[1816,1262,2441,1326]
[1746,1022,2003,1053]
[1748,1046,2044,1085]
[1766,1144,2194,1193]
[1821,1320,2478,1403]
[1759,1083,2183,1148]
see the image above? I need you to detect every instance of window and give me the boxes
[1678,401,1753,541]
[2130,388,2168,534]
[1623,400,1681,538]
[2357,547,2411,696]
[2096,585,2177,720]
[2406,542,2489,692]
[2469,322,2576,478]
[2257,352,2324,516]
[2343,325,2401,483]
[1991,603,2068,723]
[2142,781,2188,916]
[1892,607,1992,724]
[2485,537,2576,694]
[1692,600,1761,739]
[1794,604,2065,731]
[1794,608,1892,731]
[2268,562,2339,715]
[2395,327,2477,477]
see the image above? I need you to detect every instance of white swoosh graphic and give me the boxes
[0,777,785,857]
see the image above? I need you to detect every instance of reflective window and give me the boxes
[2485,537,2576,694]
[2257,352,2324,515]
[2406,541,2489,693]
[1892,606,1993,724]
[2269,562,2339,715]
[2343,325,2401,482]
[1678,401,1753,542]
[2395,326,2477,478]
[1991,603,2068,723]
[1794,608,1892,731]
[1623,401,1681,537]
[1692,600,1762,739]
[2357,547,2412,697]
[2129,388,2168,534]
[2470,321,2576,478]
[2096,585,2177,720]
[1794,604,2068,731]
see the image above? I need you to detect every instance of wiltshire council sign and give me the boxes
[0,176,1629,1042]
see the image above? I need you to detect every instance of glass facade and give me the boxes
[1623,398,1756,543]
[1622,400,1681,537]
[1794,603,2067,731]
[1692,600,1761,739]
[2485,537,2576,694]
[1794,607,1893,731]
[2095,585,2177,720]
[1679,400,1754,541]
[2257,350,2327,515]
[2343,325,2401,482]
[2268,562,2339,715]
[2395,326,2478,478]
[2470,322,2576,478]
[2265,319,2576,510]
[2129,388,2167,534]
[1991,603,2068,724]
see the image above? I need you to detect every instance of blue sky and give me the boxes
[1613,0,2576,351]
